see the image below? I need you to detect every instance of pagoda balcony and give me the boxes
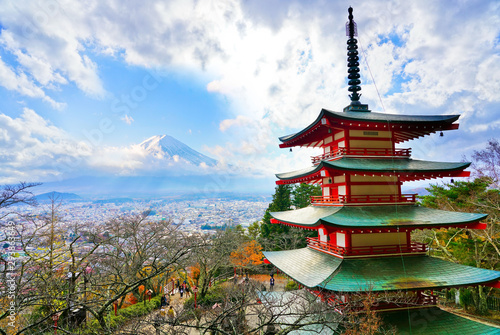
[310,194,417,206]
[306,237,428,257]
[311,148,411,165]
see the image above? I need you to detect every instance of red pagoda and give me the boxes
[263,7,500,334]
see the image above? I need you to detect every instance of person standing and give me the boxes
[160,294,168,308]
[183,281,190,298]
[270,274,275,291]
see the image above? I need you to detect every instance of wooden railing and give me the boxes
[307,237,427,257]
[310,194,416,205]
[311,148,411,164]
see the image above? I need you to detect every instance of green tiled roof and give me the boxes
[263,248,500,292]
[279,109,459,143]
[263,248,342,287]
[381,307,500,334]
[320,255,500,292]
[276,157,470,180]
[325,109,460,123]
[270,205,487,228]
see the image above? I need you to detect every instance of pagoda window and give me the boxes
[338,185,346,196]
[324,135,333,144]
[318,228,328,243]
[323,187,330,197]
[336,232,346,247]
[334,131,345,141]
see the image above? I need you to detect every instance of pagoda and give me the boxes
[263,7,500,334]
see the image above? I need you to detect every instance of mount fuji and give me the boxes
[35,135,272,196]
[138,135,217,167]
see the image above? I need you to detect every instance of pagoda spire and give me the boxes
[343,7,370,112]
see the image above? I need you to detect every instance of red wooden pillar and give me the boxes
[345,231,352,254]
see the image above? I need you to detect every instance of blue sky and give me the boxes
[0,0,499,193]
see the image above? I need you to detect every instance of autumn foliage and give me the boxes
[230,240,264,268]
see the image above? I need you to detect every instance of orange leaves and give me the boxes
[230,240,264,268]
[190,265,201,282]
[138,285,145,294]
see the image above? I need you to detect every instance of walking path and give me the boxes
[119,274,289,334]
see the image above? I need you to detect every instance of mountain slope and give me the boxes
[139,135,217,167]
[36,191,83,202]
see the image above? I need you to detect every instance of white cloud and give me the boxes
[0,109,228,183]
[0,57,66,110]
[0,2,106,102]
[0,0,499,182]
[0,108,91,183]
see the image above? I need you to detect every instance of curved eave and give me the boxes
[270,205,488,229]
[279,109,460,148]
[324,109,460,124]
[319,255,500,292]
[276,158,471,184]
[381,307,500,334]
[263,248,500,293]
[270,206,341,228]
[263,248,342,288]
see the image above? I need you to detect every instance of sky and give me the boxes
[0,0,499,193]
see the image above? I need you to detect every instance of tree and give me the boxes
[0,182,40,218]
[259,185,292,243]
[0,196,98,335]
[188,228,245,300]
[292,183,322,209]
[230,240,264,269]
[472,138,500,189]
[418,178,500,269]
[413,140,500,316]
[83,212,190,333]
[120,279,401,334]
[259,184,317,251]
[247,221,261,240]
[2,209,192,335]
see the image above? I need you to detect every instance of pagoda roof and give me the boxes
[279,109,460,147]
[276,157,470,183]
[262,248,500,292]
[381,307,500,334]
[270,205,487,229]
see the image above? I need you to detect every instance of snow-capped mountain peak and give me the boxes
[139,135,217,167]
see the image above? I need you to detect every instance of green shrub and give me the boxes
[79,295,162,334]
[284,280,299,291]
